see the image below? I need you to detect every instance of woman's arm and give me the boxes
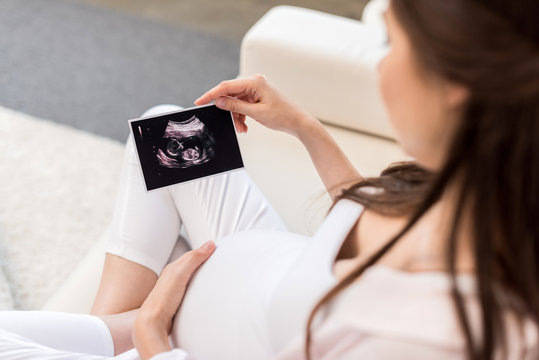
[195,74,362,202]
[294,113,362,201]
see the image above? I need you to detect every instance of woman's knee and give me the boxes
[140,104,183,118]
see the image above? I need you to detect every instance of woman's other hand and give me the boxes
[194,73,317,138]
[133,241,216,360]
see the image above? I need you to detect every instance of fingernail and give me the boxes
[215,97,225,107]
[202,240,214,250]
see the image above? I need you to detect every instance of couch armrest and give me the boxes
[239,5,394,139]
[40,228,108,314]
[361,0,389,30]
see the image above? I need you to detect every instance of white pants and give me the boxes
[0,105,286,358]
[0,311,113,359]
[108,104,287,275]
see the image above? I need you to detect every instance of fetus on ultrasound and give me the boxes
[156,115,216,169]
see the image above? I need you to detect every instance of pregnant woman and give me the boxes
[1,0,538,359]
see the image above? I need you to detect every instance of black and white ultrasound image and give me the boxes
[130,105,244,191]
[156,115,216,169]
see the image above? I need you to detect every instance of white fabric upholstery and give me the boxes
[361,0,389,30]
[40,230,107,313]
[239,5,394,139]
[237,119,405,235]
[237,2,405,234]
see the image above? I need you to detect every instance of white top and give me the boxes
[168,198,362,360]
[136,199,538,360]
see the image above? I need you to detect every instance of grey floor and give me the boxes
[1,0,368,142]
[73,0,370,43]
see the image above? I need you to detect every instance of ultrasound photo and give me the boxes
[129,104,244,191]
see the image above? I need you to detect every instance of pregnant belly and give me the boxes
[170,229,309,360]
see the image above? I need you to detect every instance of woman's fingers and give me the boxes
[151,241,215,299]
[232,113,247,133]
[194,78,253,105]
[193,75,269,132]
[194,74,267,106]
[194,73,307,136]
[139,241,215,322]
[232,112,244,124]
[133,241,216,359]
[178,241,216,276]
[214,96,258,118]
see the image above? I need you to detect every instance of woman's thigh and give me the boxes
[169,166,287,251]
[107,104,286,274]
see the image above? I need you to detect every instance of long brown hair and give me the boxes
[305,0,539,359]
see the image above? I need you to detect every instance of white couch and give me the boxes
[236,1,404,235]
[35,0,406,313]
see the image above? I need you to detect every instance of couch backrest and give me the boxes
[239,4,395,140]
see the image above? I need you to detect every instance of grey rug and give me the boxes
[0,0,240,142]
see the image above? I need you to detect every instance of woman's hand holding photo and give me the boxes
[194,74,317,139]
[195,74,361,201]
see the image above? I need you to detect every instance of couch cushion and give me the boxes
[41,228,107,313]
[237,117,407,235]
[361,0,389,30]
[240,5,394,139]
